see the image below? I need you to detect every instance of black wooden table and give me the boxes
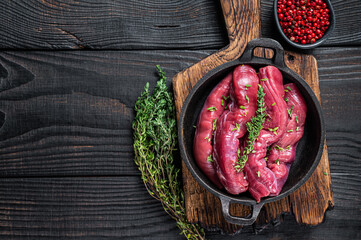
[0,1,360,239]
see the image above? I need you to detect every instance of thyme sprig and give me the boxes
[235,84,267,171]
[133,66,205,240]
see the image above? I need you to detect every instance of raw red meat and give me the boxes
[193,64,307,202]
[213,65,259,194]
[243,66,289,202]
[193,73,232,188]
[267,83,307,195]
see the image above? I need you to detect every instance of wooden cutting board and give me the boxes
[172,0,334,233]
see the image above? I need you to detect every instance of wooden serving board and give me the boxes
[172,0,334,233]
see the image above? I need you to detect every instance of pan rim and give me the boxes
[178,45,325,207]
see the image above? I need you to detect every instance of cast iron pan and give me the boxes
[178,38,325,226]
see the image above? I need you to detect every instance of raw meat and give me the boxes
[267,83,307,195]
[213,65,259,194]
[243,66,288,202]
[193,73,232,188]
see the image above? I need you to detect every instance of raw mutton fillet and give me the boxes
[243,66,288,202]
[213,65,259,194]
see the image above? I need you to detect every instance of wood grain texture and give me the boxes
[0,174,358,240]
[0,48,358,177]
[284,52,334,225]
[0,0,228,50]
[0,177,185,240]
[0,50,169,177]
[0,48,359,238]
[0,0,360,50]
[0,0,359,238]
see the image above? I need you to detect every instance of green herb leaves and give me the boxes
[232,123,240,132]
[212,118,217,131]
[207,106,217,111]
[268,127,279,135]
[235,84,267,171]
[245,95,250,103]
[133,66,205,240]
[274,145,283,151]
[284,86,292,92]
[287,104,295,117]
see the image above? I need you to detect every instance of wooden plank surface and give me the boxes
[0,0,227,50]
[0,174,359,240]
[0,47,361,239]
[0,48,359,177]
[0,0,360,50]
[0,0,359,238]
[0,177,183,240]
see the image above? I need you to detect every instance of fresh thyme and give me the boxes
[235,84,267,172]
[232,123,240,131]
[287,104,295,118]
[268,127,279,135]
[207,155,214,163]
[274,145,284,151]
[207,106,217,111]
[133,66,205,240]
[284,86,292,93]
[212,118,217,131]
[222,95,230,101]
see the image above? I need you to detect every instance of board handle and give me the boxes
[240,38,286,67]
[220,196,264,226]
[220,0,261,45]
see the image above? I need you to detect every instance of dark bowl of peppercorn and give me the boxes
[274,0,335,49]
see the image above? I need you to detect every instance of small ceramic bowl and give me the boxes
[274,0,336,49]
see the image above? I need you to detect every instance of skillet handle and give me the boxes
[220,196,264,226]
[240,38,286,67]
